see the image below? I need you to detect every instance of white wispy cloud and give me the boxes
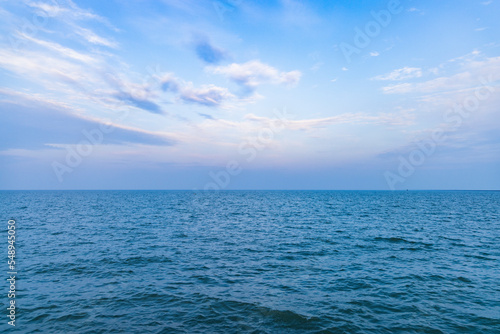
[0,36,167,115]
[208,60,301,94]
[180,84,235,107]
[27,0,116,27]
[373,67,422,81]
[381,83,413,94]
[74,27,118,48]
[244,111,414,131]
[382,55,500,94]
[0,47,90,83]
[26,0,120,48]
[17,33,98,64]
[407,7,424,14]
[279,0,322,27]
[26,1,68,17]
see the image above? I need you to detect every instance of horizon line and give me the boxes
[0,189,499,192]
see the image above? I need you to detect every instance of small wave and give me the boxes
[456,276,472,283]
[374,237,433,247]
[54,312,90,321]
[400,247,422,251]
[29,313,50,322]
[217,299,321,326]
[308,237,338,246]
[464,254,496,261]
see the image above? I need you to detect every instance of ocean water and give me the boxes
[1,190,499,333]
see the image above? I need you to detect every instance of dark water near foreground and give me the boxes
[1,191,499,333]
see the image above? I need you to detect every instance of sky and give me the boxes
[0,0,499,190]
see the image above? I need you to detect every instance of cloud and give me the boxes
[113,92,163,114]
[26,1,66,17]
[197,112,215,120]
[0,90,176,151]
[27,0,116,27]
[193,35,227,64]
[74,27,118,48]
[407,7,424,14]
[0,3,138,116]
[0,1,272,118]
[17,33,98,64]
[0,32,232,113]
[0,46,91,86]
[280,0,322,28]
[208,60,301,94]
[244,110,414,131]
[26,0,119,48]
[382,55,500,94]
[310,62,323,71]
[370,51,380,57]
[158,73,234,107]
[373,67,422,81]
[180,84,234,107]
[103,72,166,114]
[381,83,413,94]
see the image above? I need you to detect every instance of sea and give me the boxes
[1,190,499,333]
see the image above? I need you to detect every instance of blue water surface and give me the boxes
[0,190,499,333]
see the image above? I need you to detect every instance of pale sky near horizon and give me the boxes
[0,0,499,190]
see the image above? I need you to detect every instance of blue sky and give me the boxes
[0,0,499,190]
